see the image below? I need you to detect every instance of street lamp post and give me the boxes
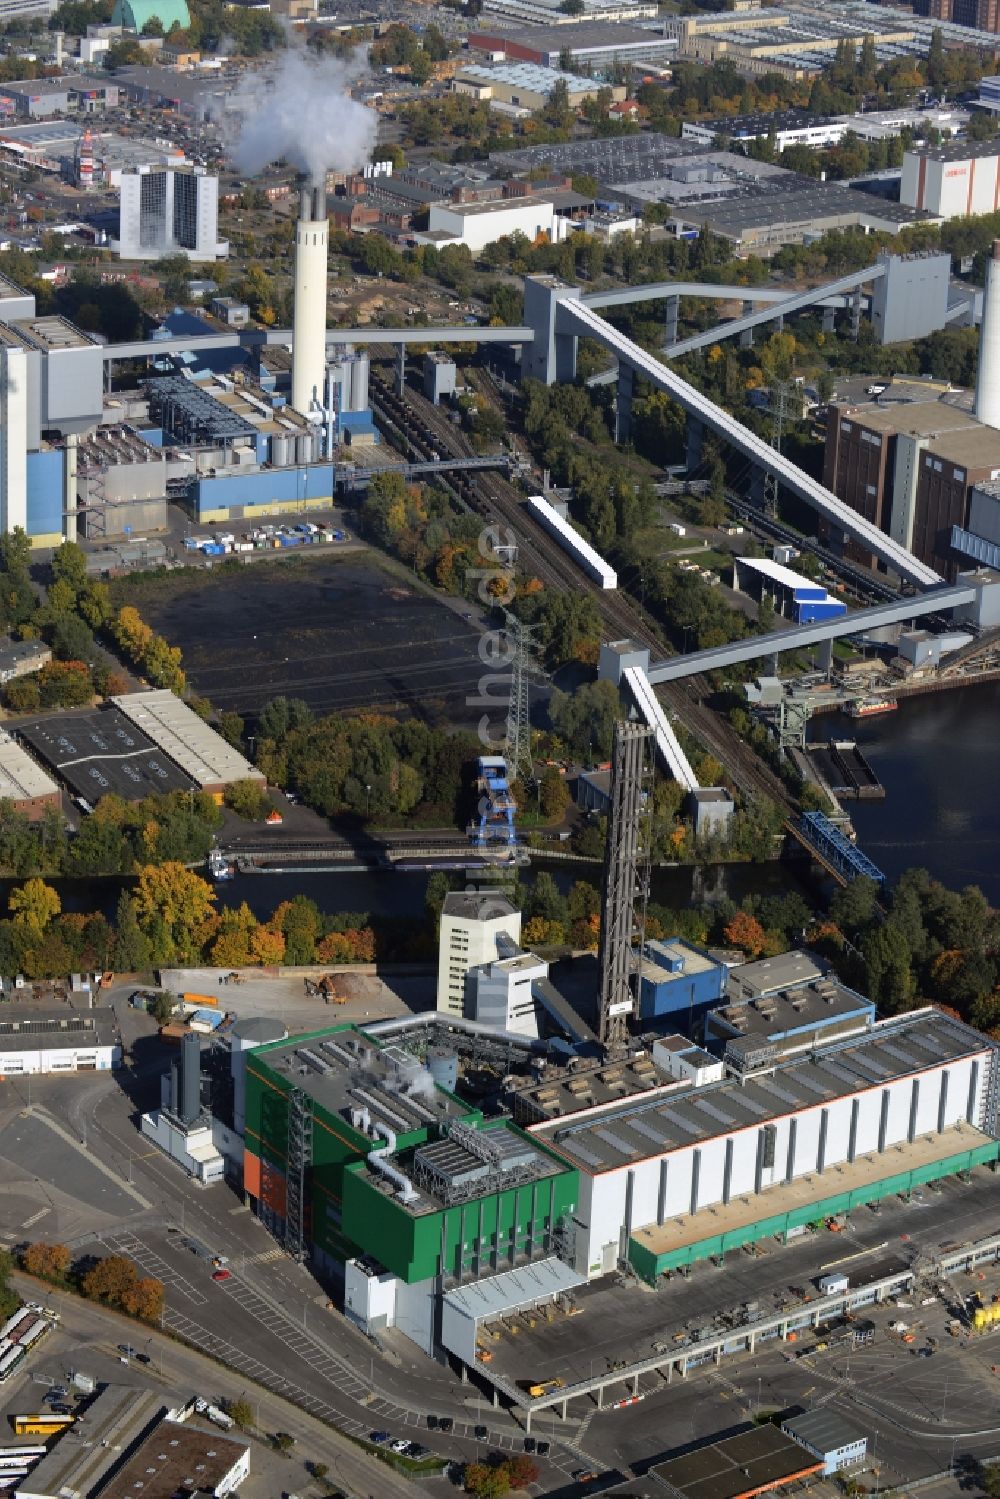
[365,783,372,819]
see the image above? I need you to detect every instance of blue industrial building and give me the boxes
[733,556,847,626]
[27,450,66,542]
[637,937,728,1028]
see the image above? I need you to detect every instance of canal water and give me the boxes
[0,860,807,927]
[809,681,1000,902]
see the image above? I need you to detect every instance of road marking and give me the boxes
[21,1208,50,1229]
[101,1233,208,1306]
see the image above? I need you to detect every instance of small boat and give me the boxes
[208,848,234,881]
[848,697,898,719]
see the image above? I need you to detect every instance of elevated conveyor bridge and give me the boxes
[561,297,942,589]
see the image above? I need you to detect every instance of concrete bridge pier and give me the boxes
[851,288,863,341]
[740,301,754,350]
[823,305,836,334]
[686,414,705,473]
[616,362,634,445]
[817,636,833,674]
[396,342,405,397]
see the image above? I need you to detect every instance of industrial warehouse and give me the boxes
[11,690,261,806]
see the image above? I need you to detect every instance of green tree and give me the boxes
[224,779,269,821]
[539,766,570,820]
[226,1398,255,1430]
[829,875,880,937]
[151,992,175,1025]
[862,921,915,1013]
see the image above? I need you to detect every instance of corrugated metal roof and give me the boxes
[112,689,264,789]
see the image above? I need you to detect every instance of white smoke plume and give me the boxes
[226,47,378,185]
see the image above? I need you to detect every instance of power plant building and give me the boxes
[237,1003,998,1362]
[113,164,227,262]
[529,1006,998,1282]
[243,1023,579,1355]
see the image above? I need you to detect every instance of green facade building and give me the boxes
[242,1023,578,1285]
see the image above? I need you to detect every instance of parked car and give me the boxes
[118,1346,137,1357]
[536,1441,550,1456]
[438,1417,453,1433]
[211,1268,232,1283]
[474,1425,488,1440]
[389,1438,410,1454]
[369,1431,391,1445]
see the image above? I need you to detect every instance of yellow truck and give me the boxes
[528,1378,566,1398]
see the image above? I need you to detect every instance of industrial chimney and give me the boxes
[975,239,1000,431]
[291,178,329,418]
[180,1032,202,1126]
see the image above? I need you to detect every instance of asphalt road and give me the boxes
[5,1272,414,1499]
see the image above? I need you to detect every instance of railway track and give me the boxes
[369,369,792,806]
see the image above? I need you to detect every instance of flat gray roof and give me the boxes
[782,1408,867,1455]
[727,950,823,998]
[255,1027,468,1135]
[0,1007,118,1051]
[112,689,264,789]
[511,1049,676,1123]
[12,1385,163,1499]
[532,1010,990,1173]
[710,979,874,1044]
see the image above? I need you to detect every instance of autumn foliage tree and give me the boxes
[81,1254,164,1323]
[723,910,767,957]
[21,1242,71,1282]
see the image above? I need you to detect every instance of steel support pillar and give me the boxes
[665,293,679,345]
[686,413,705,473]
[740,300,754,350]
[396,342,405,397]
[823,306,836,334]
[851,288,862,342]
[616,361,634,446]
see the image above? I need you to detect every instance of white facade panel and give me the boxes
[694,1139,725,1210]
[0,1042,117,1074]
[565,1040,995,1280]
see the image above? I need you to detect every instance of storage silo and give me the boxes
[230,1017,288,1136]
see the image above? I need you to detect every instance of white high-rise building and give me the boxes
[436,891,521,1016]
[113,165,228,262]
[0,344,27,534]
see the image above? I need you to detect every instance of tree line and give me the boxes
[20,1241,164,1323]
[0,867,429,978]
